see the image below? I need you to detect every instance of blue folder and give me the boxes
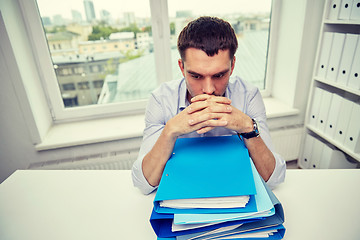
[173,160,275,225]
[152,178,285,239]
[175,186,285,240]
[153,135,257,214]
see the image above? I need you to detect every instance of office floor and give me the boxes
[286,160,300,169]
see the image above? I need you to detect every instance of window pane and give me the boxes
[36,0,156,108]
[168,0,271,90]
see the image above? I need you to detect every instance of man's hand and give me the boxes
[188,94,253,134]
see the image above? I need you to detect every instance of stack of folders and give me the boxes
[149,135,286,240]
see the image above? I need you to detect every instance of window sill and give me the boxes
[35,97,299,151]
[35,114,145,151]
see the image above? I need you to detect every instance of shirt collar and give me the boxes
[179,78,188,110]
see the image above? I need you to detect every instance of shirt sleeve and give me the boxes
[245,88,286,189]
[131,93,165,195]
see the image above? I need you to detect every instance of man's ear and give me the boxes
[178,59,185,76]
[230,56,236,75]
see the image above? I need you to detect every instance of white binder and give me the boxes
[344,102,360,152]
[317,32,334,78]
[350,0,360,20]
[324,93,343,138]
[320,144,356,168]
[347,37,360,89]
[310,137,324,169]
[316,90,333,132]
[326,33,346,81]
[338,0,354,19]
[337,34,359,86]
[301,134,315,169]
[328,0,342,19]
[309,87,324,127]
[334,97,354,144]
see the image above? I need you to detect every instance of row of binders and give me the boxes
[317,32,360,89]
[308,87,360,153]
[327,0,360,20]
[150,135,285,240]
[300,133,357,169]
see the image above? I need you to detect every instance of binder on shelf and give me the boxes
[300,134,316,169]
[310,137,325,169]
[347,37,360,90]
[317,32,334,78]
[350,0,360,20]
[334,97,354,144]
[344,102,360,152]
[320,143,357,169]
[337,34,359,86]
[324,93,343,138]
[326,33,346,82]
[309,87,324,127]
[327,0,342,20]
[316,90,333,132]
[338,0,354,19]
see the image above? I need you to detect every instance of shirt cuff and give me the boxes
[131,154,158,195]
[266,152,286,189]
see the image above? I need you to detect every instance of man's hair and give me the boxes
[177,16,238,61]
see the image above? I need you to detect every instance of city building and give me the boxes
[52,52,123,107]
[84,0,96,23]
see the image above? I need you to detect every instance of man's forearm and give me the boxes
[244,136,276,182]
[142,124,177,187]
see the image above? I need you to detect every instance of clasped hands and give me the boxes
[168,94,252,137]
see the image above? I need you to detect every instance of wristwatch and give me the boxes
[240,118,260,139]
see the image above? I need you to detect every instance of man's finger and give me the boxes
[191,94,231,104]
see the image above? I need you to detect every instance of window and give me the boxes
[168,0,272,90]
[30,0,273,121]
[62,83,76,91]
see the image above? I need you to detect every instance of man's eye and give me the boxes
[214,74,224,78]
[191,75,200,79]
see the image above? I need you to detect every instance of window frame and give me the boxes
[19,0,275,123]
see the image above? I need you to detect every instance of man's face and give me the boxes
[178,48,235,102]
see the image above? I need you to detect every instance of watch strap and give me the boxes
[240,119,259,139]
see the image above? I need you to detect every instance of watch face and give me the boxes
[252,119,259,133]
[241,119,259,139]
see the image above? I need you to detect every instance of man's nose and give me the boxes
[202,78,215,95]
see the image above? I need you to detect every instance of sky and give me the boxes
[36,0,271,19]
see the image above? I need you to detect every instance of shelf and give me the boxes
[324,19,360,25]
[306,124,360,162]
[314,77,360,97]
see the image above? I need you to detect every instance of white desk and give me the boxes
[0,169,359,240]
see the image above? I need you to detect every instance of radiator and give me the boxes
[29,127,303,170]
[28,150,138,170]
[270,127,304,161]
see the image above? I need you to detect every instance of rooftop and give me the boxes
[98,30,268,104]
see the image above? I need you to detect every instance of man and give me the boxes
[132,16,286,195]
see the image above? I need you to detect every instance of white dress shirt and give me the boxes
[132,76,286,194]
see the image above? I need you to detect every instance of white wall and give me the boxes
[0,0,325,183]
[267,0,324,130]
